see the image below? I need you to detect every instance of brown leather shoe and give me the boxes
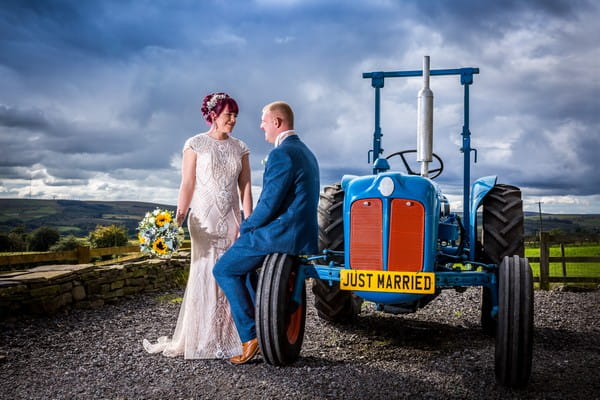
[229,338,259,365]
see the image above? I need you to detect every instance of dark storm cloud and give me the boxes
[42,178,88,187]
[0,0,181,66]
[42,167,93,181]
[0,106,147,161]
[0,167,31,180]
[507,118,600,195]
[0,105,49,130]
[402,1,600,135]
[413,0,594,37]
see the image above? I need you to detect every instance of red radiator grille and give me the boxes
[350,198,382,270]
[388,199,424,272]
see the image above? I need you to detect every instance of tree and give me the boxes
[7,231,28,252]
[10,226,27,236]
[0,233,10,252]
[89,225,128,248]
[8,226,28,251]
[29,226,60,251]
[49,235,87,252]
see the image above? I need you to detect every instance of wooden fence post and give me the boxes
[560,243,567,284]
[77,246,91,264]
[539,232,550,290]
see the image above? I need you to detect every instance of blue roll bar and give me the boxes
[362,67,479,240]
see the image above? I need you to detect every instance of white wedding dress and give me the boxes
[143,132,248,359]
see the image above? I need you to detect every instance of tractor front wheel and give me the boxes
[256,253,306,365]
[495,255,534,388]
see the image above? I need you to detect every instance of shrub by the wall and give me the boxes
[0,227,28,251]
[89,225,128,248]
[49,235,87,252]
[29,226,60,251]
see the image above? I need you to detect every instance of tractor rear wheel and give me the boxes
[481,184,524,264]
[256,253,306,365]
[495,255,534,388]
[480,184,524,335]
[312,184,362,323]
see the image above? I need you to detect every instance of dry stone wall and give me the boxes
[0,253,190,317]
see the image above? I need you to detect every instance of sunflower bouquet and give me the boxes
[137,208,184,258]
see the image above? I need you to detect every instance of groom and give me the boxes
[213,101,320,364]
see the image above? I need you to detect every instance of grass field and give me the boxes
[525,243,600,278]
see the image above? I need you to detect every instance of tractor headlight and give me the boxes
[378,177,394,197]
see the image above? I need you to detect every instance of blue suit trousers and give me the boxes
[213,242,267,343]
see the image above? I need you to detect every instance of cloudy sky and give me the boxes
[1,0,599,214]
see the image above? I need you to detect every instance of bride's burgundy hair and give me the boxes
[201,92,239,124]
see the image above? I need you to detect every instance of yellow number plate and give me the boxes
[340,269,435,294]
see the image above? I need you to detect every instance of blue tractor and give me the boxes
[255,57,533,388]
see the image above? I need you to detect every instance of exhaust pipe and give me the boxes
[417,55,433,177]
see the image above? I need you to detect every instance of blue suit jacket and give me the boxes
[237,135,320,255]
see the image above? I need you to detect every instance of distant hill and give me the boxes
[523,212,600,236]
[0,199,175,237]
[0,198,598,239]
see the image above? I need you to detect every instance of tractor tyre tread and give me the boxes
[256,253,306,366]
[495,255,534,388]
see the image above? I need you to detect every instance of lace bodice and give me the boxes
[184,133,249,220]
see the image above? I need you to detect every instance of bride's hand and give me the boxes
[176,210,186,226]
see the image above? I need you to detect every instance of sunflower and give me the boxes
[155,212,172,227]
[138,232,146,244]
[152,238,168,255]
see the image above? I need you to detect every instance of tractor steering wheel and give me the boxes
[385,150,444,179]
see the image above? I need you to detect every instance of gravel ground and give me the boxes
[1,286,599,399]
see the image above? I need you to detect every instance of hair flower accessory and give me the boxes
[206,93,229,112]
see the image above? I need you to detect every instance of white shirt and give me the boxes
[274,130,296,147]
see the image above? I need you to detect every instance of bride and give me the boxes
[143,92,252,359]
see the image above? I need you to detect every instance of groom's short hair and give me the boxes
[263,101,294,128]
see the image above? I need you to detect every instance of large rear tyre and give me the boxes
[495,255,534,388]
[317,184,345,254]
[312,183,362,322]
[480,184,524,335]
[481,184,524,264]
[256,253,306,365]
